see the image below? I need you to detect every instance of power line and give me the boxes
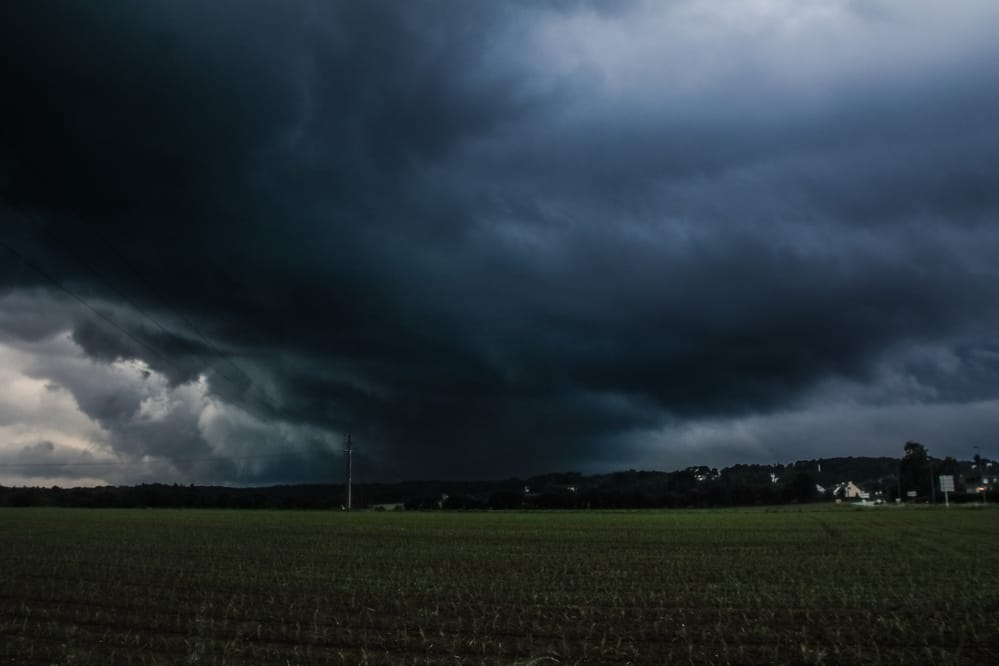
[0,168,347,489]
[2,158,254,392]
[344,433,353,510]
[1,239,270,444]
[0,452,314,469]
[56,228,251,392]
[0,236,287,483]
[0,207,279,426]
[0,239,167,362]
[3,203,252,394]
[84,224,254,391]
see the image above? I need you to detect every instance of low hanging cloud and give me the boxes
[0,292,338,485]
[2,1,999,483]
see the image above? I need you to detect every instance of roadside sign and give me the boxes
[939,475,955,507]
[906,490,917,498]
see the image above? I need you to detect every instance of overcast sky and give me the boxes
[2,1,998,486]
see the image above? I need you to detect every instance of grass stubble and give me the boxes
[0,505,996,664]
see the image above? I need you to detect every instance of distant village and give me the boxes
[390,450,995,511]
[2,448,994,511]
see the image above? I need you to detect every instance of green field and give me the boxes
[1,507,997,664]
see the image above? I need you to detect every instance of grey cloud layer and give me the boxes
[2,1,998,481]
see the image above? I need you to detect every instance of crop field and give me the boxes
[1,507,997,665]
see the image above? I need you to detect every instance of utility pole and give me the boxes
[974,446,986,505]
[897,459,902,504]
[930,458,936,505]
[344,433,353,511]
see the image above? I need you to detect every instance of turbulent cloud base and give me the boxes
[1,1,998,484]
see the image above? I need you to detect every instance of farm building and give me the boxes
[831,481,869,500]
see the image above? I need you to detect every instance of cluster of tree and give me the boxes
[2,452,993,510]
[898,441,994,500]
[0,479,524,510]
[0,483,343,509]
[404,468,832,511]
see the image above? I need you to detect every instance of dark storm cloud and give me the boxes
[2,1,999,480]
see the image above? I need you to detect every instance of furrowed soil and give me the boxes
[1,506,997,664]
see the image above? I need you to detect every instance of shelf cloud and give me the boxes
[2,1,998,483]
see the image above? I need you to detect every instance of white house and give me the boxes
[832,481,869,500]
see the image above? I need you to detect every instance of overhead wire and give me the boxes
[9,203,252,391]
[0,452,309,469]
[2,156,255,391]
[0,182,347,484]
[0,238,168,362]
[0,152,273,411]
[0,228,283,424]
[0,218,344,484]
[0,204,269,413]
[83,223,254,391]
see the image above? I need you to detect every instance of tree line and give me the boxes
[1,451,992,510]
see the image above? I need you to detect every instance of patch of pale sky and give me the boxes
[0,340,102,439]
[528,0,999,103]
